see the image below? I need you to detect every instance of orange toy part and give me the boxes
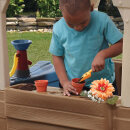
[79,69,92,82]
[72,78,85,95]
[34,80,48,92]
[90,78,115,101]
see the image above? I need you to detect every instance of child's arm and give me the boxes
[52,55,77,96]
[92,38,123,72]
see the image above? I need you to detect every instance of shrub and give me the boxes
[6,0,25,17]
[37,0,62,17]
[98,0,121,17]
[23,0,38,12]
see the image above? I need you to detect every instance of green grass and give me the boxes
[7,32,122,70]
[113,54,122,60]
[7,32,52,70]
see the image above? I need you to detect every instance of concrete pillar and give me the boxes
[113,0,130,107]
[0,0,10,90]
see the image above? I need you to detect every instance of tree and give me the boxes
[6,0,24,17]
[24,0,38,12]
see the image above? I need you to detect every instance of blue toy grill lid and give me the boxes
[11,40,32,50]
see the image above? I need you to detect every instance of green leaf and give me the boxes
[80,91,88,97]
[106,96,119,105]
[19,0,24,2]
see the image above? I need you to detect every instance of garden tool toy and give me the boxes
[79,69,92,83]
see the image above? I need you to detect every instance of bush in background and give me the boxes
[6,0,25,17]
[24,0,38,12]
[6,0,120,18]
[7,0,62,18]
[98,0,121,17]
[36,0,61,17]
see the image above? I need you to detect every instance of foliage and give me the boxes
[98,0,121,17]
[7,0,25,17]
[106,96,119,105]
[35,0,62,17]
[7,0,121,18]
[7,0,62,17]
[23,0,38,12]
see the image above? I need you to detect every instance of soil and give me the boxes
[76,80,85,84]
[11,83,36,91]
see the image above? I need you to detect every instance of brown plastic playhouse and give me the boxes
[0,0,130,130]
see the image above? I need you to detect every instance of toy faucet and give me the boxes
[10,40,32,78]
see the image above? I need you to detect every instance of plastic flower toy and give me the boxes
[80,78,118,104]
[90,78,115,101]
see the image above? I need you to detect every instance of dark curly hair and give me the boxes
[59,0,91,15]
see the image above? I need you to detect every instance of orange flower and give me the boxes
[90,78,115,101]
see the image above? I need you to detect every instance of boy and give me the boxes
[49,0,123,96]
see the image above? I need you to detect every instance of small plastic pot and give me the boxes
[71,78,85,95]
[34,80,48,92]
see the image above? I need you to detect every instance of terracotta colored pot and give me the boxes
[71,78,85,95]
[34,80,48,92]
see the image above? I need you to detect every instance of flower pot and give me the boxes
[71,78,85,95]
[34,80,48,92]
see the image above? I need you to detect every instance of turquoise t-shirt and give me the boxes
[49,11,123,86]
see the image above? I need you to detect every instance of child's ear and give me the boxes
[90,3,94,12]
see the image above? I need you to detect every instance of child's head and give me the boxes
[59,0,94,31]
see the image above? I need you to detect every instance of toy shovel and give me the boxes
[79,69,92,83]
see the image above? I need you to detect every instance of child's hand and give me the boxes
[92,53,105,72]
[62,81,78,96]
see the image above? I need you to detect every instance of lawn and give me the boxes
[7,32,52,70]
[7,32,122,70]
